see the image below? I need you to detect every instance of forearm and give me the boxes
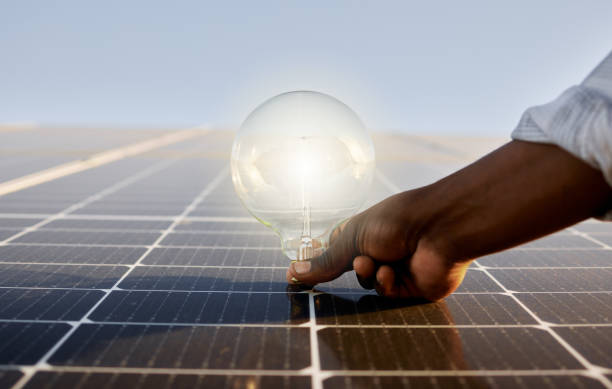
[418,140,612,262]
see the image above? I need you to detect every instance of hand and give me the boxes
[286,190,472,301]
[286,141,612,300]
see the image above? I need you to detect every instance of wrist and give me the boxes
[407,182,473,264]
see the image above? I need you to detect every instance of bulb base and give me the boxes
[281,236,328,261]
[298,236,314,261]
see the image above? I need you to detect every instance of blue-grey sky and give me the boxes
[1,1,611,135]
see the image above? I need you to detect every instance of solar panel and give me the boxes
[0,128,611,389]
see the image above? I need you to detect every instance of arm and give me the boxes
[286,140,612,300]
[420,139,612,262]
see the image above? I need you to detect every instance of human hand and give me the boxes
[286,190,472,301]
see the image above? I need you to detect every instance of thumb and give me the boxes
[286,219,361,285]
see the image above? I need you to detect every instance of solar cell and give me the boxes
[0,323,71,364]
[488,268,612,292]
[118,266,289,292]
[0,245,146,265]
[317,327,582,370]
[573,222,612,233]
[314,293,537,325]
[159,231,278,247]
[516,234,601,249]
[0,289,105,320]
[0,218,43,228]
[0,371,22,389]
[322,376,605,389]
[173,220,263,232]
[515,293,612,324]
[0,129,611,389]
[23,372,311,389]
[13,231,161,245]
[0,264,129,289]
[89,291,309,324]
[141,247,287,267]
[588,234,612,247]
[479,249,612,267]
[42,219,172,231]
[48,324,311,370]
[553,326,612,367]
[0,230,23,241]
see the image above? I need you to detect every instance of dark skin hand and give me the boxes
[286,140,612,300]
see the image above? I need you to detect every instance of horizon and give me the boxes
[1,1,611,136]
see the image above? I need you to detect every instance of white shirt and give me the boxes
[511,50,612,219]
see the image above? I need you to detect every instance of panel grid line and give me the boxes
[9,166,228,389]
[570,227,612,250]
[308,292,328,389]
[474,262,612,388]
[381,166,612,389]
[0,159,176,246]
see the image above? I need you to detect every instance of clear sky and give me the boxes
[1,1,611,135]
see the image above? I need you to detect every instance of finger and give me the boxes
[287,218,360,285]
[353,255,376,290]
[395,272,423,299]
[376,265,399,298]
[381,261,423,299]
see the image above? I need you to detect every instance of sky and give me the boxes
[1,1,611,136]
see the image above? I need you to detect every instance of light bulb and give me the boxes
[231,91,375,261]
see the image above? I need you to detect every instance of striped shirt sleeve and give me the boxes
[511,51,612,220]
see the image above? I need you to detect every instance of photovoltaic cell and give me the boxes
[515,234,600,249]
[0,322,71,364]
[0,289,105,320]
[0,230,22,241]
[48,324,310,370]
[0,245,147,264]
[71,206,186,216]
[0,263,128,289]
[573,222,612,233]
[119,266,289,292]
[13,230,161,245]
[316,269,504,294]
[488,268,612,292]
[322,376,605,389]
[515,293,612,324]
[141,247,287,267]
[42,219,172,231]
[187,205,251,217]
[24,372,311,389]
[479,249,612,267]
[0,218,43,228]
[89,291,309,324]
[174,220,265,232]
[589,234,612,247]
[553,326,612,367]
[0,370,23,389]
[317,327,582,370]
[315,293,537,325]
[160,231,279,247]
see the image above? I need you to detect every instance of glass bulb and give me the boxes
[231,91,375,261]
